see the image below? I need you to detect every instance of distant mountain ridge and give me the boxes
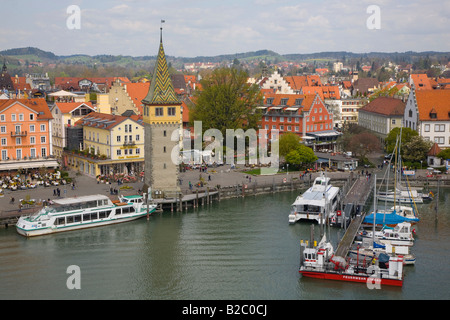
[1,46,449,62]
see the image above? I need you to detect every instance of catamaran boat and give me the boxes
[16,194,157,237]
[289,173,341,224]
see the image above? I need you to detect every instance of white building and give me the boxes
[403,89,450,149]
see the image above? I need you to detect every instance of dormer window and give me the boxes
[294,98,303,106]
[266,98,274,105]
[429,112,437,119]
[280,98,288,106]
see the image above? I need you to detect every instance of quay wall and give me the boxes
[1,174,449,228]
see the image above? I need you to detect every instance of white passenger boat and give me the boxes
[289,172,341,224]
[16,194,157,237]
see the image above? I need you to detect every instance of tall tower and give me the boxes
[142,26,182,198]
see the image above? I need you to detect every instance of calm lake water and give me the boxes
[0,187,449,300]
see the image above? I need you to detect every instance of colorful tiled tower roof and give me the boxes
[142,28,180,105]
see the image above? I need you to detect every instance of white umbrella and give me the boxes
[48,90,78,97]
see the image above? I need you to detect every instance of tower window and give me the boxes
[155,107,164,116]
[168,107,176,116]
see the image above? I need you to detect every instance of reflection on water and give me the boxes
[0,188,449,300]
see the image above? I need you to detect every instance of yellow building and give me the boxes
[358,96,406,140]
[65,112,145,178]
[96,81,150,116]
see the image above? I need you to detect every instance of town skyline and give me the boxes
[1,0,449,58]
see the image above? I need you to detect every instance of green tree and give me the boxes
[189,67,263,139]
[279,132,301,157]
[437,148,450,160]
[402,136,432,162]
[285,144,318,168]
[385,127,418,154]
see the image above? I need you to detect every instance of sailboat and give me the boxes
[377,131,431,204]
[364,132,420,227]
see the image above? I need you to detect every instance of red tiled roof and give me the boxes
[75,112,142,130]
[0,98,53,120]
[55,77,130,90]
[55,102,95,113]
[415,90,450,121]
[284,75,322,91]
[428,143,442,156]
[10,76,31,91]
[263,93,319,113]
[124,82,150,113]
[410,74,432,90]
[359,97,406,116]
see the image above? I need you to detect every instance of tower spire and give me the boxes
[142,21,179,105]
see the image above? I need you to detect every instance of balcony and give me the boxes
[11,131,28,137]
[123,141,136,147]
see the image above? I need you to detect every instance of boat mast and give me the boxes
[373,174,377,247]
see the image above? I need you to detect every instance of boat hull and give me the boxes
[299,270,403,287]
[16,212,150,237]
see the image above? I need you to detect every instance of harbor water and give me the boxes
[0,187,449,300]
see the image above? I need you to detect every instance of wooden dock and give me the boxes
[152,190,218,212]
[334,212,366,258]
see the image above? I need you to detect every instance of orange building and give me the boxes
[0,99,53,163]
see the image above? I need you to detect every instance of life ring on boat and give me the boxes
[331,216,336,224]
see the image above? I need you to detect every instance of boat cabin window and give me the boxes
[55,217,65,225]
[91,212,98,220]
[74,215,82,223]
[66,216,74,224]
[121,206,135,214]
[83,213,91,221]
[116,208,122,215]
[99,210,111,219]
[305,253,317,260]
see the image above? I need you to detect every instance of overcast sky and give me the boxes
[1,0,449,58]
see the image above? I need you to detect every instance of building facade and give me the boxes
[65,112,145,177]
[358,96,406,140]
[403,89,450,149]
[259,93,339,151]
[98,81,150,116]
[0,99,58,171]
[50,102,95,158]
